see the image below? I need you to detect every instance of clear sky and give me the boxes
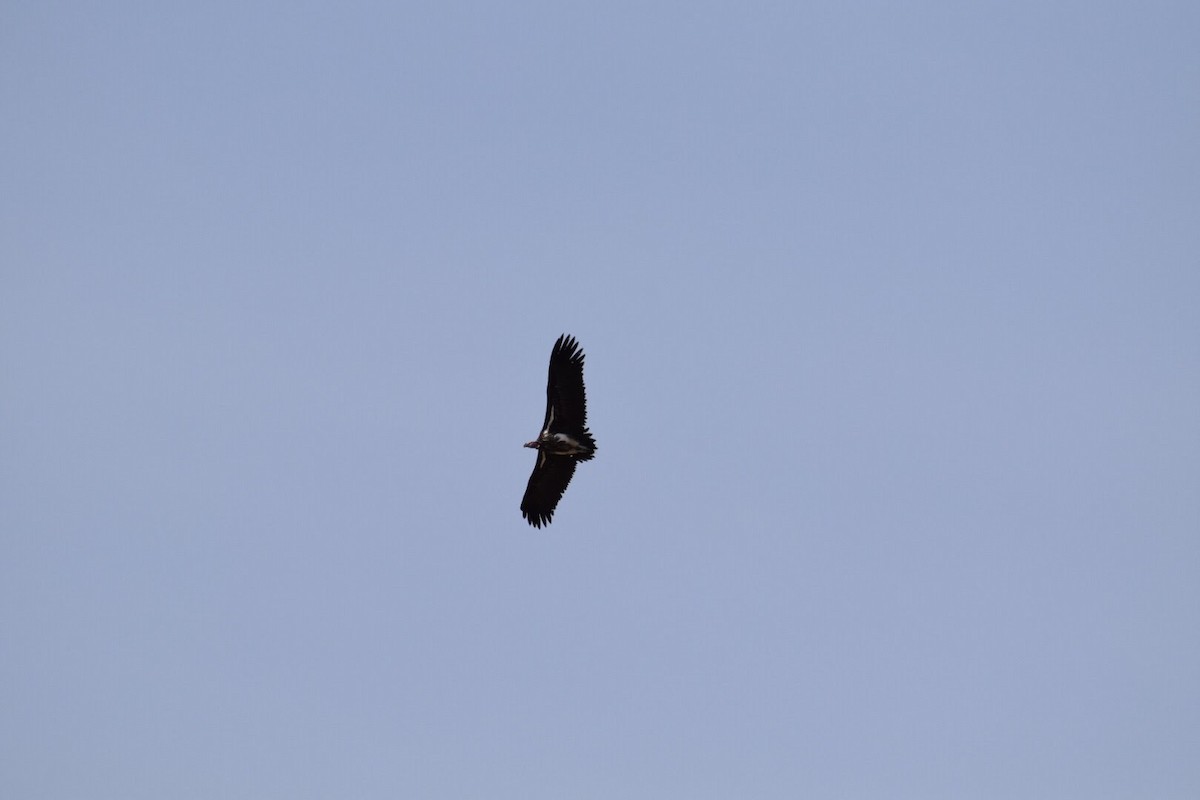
[3,2,1198,798]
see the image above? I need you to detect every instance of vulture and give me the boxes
[521,334,597,527]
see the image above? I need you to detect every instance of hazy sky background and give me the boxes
[3,2,1198,798]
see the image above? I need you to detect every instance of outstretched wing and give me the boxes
[544,334,590,438]
[521,452,577,528]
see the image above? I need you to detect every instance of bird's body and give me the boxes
[521,335,596,528]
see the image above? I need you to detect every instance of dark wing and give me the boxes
[521,451,577,528]
[544,335,594,447]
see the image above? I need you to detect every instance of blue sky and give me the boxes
[3,2,1198,798]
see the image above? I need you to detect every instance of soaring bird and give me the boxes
[521,334,597,527]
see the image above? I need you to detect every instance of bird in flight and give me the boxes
[521,334,597,527]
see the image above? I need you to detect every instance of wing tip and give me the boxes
[521,507,552,528]
[553,333,584,364]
